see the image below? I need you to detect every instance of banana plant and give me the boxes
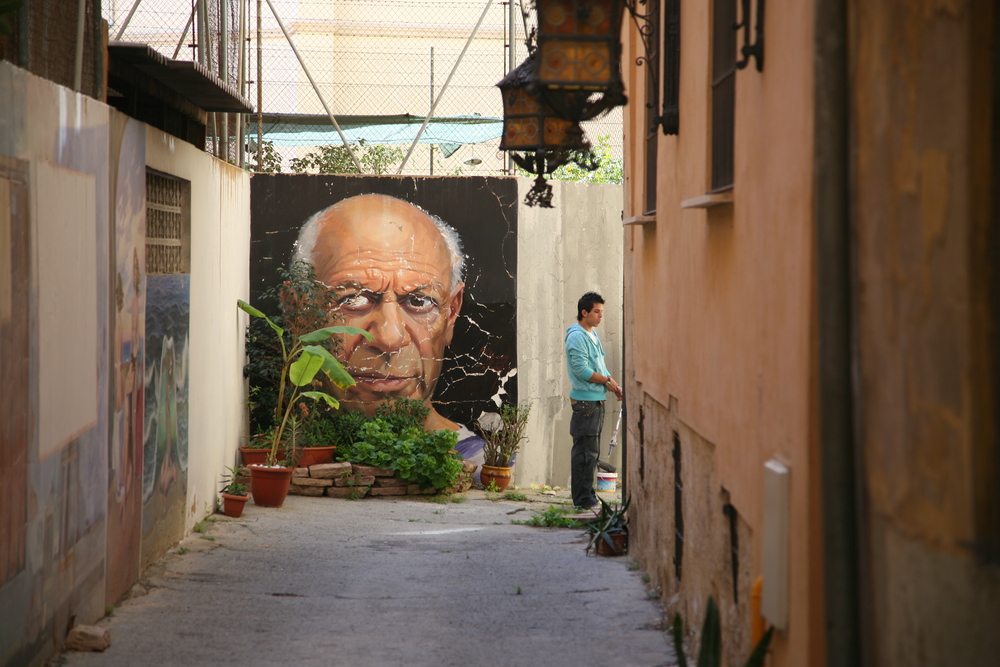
[671,596,774,667]
[237,299,371,466]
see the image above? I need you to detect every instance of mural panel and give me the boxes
[250,176,518,466]
[140,272,189,570]
[0,156,29,588]
[105,117,146,605]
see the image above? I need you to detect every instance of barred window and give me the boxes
[145,170,190,275]
[644,0,661,215]
[660,0,680,135]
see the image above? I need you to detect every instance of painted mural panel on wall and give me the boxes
[140,273,189,568]
[105,117,146,605]
[0,156,30,588]
[250,176,518,466]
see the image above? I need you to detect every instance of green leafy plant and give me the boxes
[289,139,404,175]
[515,134,623,185]
[480,403,532,468]
[249,139,284,173]
[585,495,630,555]
[376,397,430,433]
[336,419,464,491]
[502,491,528,502]
[220,466,248,497]
[670,596,774,667]
[512,505,586,528]
[243,261,343,433]
[237,298,370,466]
[484,479,501,493]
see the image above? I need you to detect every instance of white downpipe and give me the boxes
[396,0,494,174]
[263,0,362,173]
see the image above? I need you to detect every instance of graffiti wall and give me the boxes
[249,176,519,462]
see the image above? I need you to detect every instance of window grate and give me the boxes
[145,171,190,275]
[644,0,660,214]
[660,0,680,135]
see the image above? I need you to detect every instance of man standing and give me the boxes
[565,292,622,510]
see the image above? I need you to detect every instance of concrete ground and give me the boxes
[60,487,676,667]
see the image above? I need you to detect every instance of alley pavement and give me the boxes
[61,488,675,667]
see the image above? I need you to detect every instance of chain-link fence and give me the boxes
[103,0,622,178]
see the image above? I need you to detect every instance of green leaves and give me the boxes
[669,595,774,667]
[337,419,462,491]
[238,299,284,340]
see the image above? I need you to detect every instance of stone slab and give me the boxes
[374,477,407,487]
[292,477,333,487]
[65,626,111,652]
[292,467,309,477]
[326,486,370,499]
[334,475,375,487]
[309,462,353,479]
[288,485,325,496]
[370,486,407,497]
[353,465,395,477]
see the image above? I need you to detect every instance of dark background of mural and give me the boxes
[249,175,518,430]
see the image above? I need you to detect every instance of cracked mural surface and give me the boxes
[250,176,518,467]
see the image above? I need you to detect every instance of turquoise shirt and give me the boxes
[565,322,610,401]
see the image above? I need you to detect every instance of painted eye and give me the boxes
[402,293,437,314]
[338,292,374,310]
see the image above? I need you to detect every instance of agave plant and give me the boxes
[671,596,774,667]
[237,299,371,466]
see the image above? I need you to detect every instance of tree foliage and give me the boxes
[289,139,405,175]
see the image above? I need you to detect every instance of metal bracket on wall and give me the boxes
[734,0,764,72]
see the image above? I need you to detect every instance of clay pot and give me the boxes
[221,493,250,518]
[293,446,336,469]
[239,447,271,466]
[480,465,513,491]
[248,465,294,507]
[596,531,628,557]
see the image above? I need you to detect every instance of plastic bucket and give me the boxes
[596,471,618,493]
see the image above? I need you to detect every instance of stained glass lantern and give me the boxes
[498,57,586,154]
[533,0,627,121]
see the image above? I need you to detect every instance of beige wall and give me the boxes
[516,178,624,489]
[622,0,822,665]
[145,127,251,532]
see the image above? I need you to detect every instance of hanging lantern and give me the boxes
[498,57,586,154]
[533,0,628,121]
[498,57,599,207]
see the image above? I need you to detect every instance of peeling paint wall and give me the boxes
[0,61,250,667]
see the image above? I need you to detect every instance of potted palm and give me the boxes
[219,466,250,518]
[479,403,531,491]
[237,298,369,507]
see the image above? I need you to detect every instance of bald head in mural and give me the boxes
[294,195,479,450]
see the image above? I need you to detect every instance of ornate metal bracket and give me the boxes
[734,0,764,72]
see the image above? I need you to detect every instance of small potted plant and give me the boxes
[585,495,630,556]
[479,403,531,492]
[219,466,250,518]
[237,298,369,507]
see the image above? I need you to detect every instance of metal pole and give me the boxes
[263,0,362,172]
[172,6,197,60]
[237,0,247,168]
[221,0,230,162]
[198,0,207,65]
[397,0,494,174]
[256,0,263,170]
[114,0,145,40]
[429,46,434,175]
[74,0,86,91]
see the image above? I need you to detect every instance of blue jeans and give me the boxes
[570,400,605,508]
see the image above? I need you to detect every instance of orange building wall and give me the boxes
[622,1,822,665]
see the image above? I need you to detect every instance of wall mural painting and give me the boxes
[250,176,519,471]
[0,156,30,589]
[140,272,189,570]
[105,117,146,605]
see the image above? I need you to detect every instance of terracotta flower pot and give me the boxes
[248,465,294,508]
[293,446,336,468]
[596,531,628,557]
[221,492,250,518]
[239,447,271,466]
[480,465,513,491]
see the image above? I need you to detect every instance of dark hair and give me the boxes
[576,291,605,320]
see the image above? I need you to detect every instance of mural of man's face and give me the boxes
[310,195,464,425]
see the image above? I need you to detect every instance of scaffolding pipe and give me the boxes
[263,0,362,172]
[114,0,144,40]
[256,0,262,170]
[397,0,494,174]
[172,6,196,60]
[221,0,230,161]
[237,0,247,168]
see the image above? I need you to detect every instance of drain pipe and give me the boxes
[814,0,864,666]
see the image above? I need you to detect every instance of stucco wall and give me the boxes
[515,178,624,489]
[0,61,250,667]
[621,0,821,664]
